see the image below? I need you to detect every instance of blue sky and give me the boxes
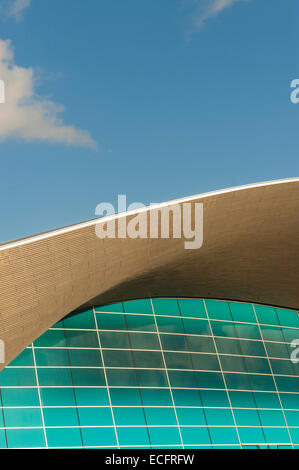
[0,0,298,242]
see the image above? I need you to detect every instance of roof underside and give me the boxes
[0,179,299,367]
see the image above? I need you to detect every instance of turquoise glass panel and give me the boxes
[46,428,82,448]
[126,315,156,331]
[4,408,43,427]
[6,429,45,448]
[156,316,184,333]
[123,299,153,314]
[141,389,173,406]
[0,368,36,386]
[97,313,127,330]
[276,308,299,328]
[2,388,39,407]
[34,329,66,347]
[172,389,204,407]
[82,427,117,447]
[145,407,177,425]
[205,408,235,426]
[114,407,146,426]
[129,332,160,349]
[95,303,124,313]
[8,348,34,367]
[110,388,142,406]
[0,298,297,449]
[151,298,180,316]
[40,388,76,407]
[254,305,279,325]
[178,299,206,318]
[74,388,109,406]
[229,302,256,323]
[234,409,261,426]
[117,427,150,446]
[149,427,181,446]
[43,408,79,427]
[176,407,207,425]
[238,427,266,445]
[205,300,232,320]
[78,407,113,426]
[180,427,211,445]
[63,309,95,329]
[209,427,239,445]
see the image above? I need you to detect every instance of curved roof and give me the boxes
[1,178,299,367]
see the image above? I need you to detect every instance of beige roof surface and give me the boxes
[0,178,299,367]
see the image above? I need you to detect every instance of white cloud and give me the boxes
[187,0,248,31]
[7,0,31,20]
[0,39,96,148]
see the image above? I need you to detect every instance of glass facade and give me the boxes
[0,298,298,449]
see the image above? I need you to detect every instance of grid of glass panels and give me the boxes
[0,298,298,449]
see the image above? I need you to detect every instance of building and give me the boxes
[0,179,298,448]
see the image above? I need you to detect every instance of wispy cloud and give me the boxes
[185,0,249,33]
[6,0,31,20]
[0,39,96,148]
